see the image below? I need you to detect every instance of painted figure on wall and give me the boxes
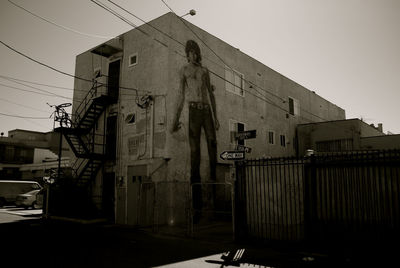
[171,40,219,222]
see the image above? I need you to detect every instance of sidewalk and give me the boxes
[0,217,395,267]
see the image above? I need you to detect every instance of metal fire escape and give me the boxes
[55,79,112,189]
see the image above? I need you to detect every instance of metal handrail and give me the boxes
[74,78,107,126]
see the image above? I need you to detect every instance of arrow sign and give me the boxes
[235,130,257,140]
[220,150,245,160]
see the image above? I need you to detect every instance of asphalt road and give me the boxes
[0,208,397,267]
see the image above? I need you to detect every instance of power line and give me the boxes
[0,40,149,94]
[102,1,287,112]
[1,76,71,100]
[160,0,286,103]
[0,74,73,90]
[90,3,354,135]
[0,97,49,113]
[91,1,291,113]
[8,0,115,39]
[0,82,58,97]
[0,111,50,119]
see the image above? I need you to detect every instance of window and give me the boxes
[225,67,244,97]
[125,113,136,124]
[128,53,138,67]
[280,135,286,147]
[316,139,354,152]
[268,131,275,145]
[288,97,300,116]
[229,120,245,146]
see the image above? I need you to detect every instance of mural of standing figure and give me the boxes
[171,40,219,222]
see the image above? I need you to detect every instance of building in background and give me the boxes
[65,12,345,226]
[0,129,71,182]
[297,118,400,155]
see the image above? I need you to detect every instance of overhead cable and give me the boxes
[0,111,49,119]
[8,0,116,39]
[0,40,149,94]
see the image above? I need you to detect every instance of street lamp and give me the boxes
[181,9,196,18]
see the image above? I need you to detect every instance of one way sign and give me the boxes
[220,151,245,160]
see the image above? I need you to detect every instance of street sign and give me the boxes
[220,150,245,160]
[235,130,257,140]
[236,144,252,153]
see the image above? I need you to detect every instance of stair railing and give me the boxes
[73,77,108,127]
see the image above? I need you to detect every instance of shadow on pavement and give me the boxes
[0,218,397,267]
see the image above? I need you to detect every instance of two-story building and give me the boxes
[66,12,345,226]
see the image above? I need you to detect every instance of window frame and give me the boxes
[268,131,275,145]
[288,96,300,116]
[280,134,286,147]
[128,52,138,67]
[225,66,245,97]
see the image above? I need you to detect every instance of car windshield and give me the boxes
[23,190,40,196]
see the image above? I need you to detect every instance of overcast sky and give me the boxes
[0,0,399,135]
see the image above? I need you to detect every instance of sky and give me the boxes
[0,0,399,135]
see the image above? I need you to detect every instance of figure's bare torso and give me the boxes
[182,64,209,103]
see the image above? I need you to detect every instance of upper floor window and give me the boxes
[128,53,138,67]
[268,131,275,145]
[288,97,300,116]
[280,135,286,147]
[225,67,244,97]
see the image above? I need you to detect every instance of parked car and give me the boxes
[0,180,42,207]
[15,189,41,209]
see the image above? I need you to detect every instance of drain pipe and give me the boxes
[150,96,155,159]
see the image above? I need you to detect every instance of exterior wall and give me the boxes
[297,118,388,155]
[72,13,345,225]
[360,134,400,150]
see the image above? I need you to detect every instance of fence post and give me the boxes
[304,154,317,242]
[234,160,247,241]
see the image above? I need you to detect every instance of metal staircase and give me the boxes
[55,81,112,188]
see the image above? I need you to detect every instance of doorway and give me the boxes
[106,116,117,160]
[127,165,147,226]
[108,59,120,104]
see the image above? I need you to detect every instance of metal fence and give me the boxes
[235,150,400,242]
[305,150,400,242]
[235,158,305,241]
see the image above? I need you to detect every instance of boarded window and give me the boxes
[225,67,244,97]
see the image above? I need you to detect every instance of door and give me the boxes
[127,165,147,226]
[106,116,117,160]
[108,59,120,104]
[102,172,115,222]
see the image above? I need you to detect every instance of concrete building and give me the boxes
[0,129,71,182]
[297,118,400,155]
[67,12,345,226]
